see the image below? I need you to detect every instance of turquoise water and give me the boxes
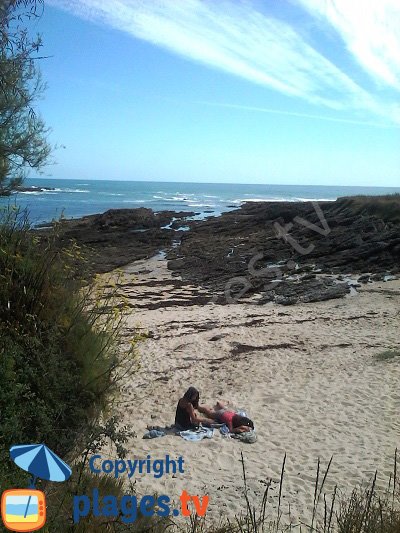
[6,495,38,516]
[2,178,400,224]
[6,503,38,515]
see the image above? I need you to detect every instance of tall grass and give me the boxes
[141,451,397,533]
[0,205,139,492]
[200,452,399,533]
[336,452,399,533]
[336,194,400,223]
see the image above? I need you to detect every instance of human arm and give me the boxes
[187,403,214,426]
[197,404,219,419]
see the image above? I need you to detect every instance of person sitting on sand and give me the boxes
[175,387,215,430]
[198,401,254,434]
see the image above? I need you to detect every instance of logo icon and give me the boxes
[1,489,46,532]
[1,444,71,531]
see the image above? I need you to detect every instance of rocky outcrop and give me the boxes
[46,197,400,304]
[44,208,195,273]
[166,197,400,304]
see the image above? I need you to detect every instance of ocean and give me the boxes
[1,178,400,225]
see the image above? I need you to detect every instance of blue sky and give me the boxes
[31,0,400,186]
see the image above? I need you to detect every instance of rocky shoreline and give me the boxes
[50,196,400,305]
[45,207,196,272]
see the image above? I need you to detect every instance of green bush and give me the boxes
[0,206,137,493]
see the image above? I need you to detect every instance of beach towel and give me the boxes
[142,424,180,439]
[219,424,231,437]
[142,429,166,439]
[180,427,214,441]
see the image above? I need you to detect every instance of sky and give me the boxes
[29,0,400,186]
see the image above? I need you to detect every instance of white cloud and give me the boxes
[48,0,400,124]
[194,100,399,128]
[297,0,400,90]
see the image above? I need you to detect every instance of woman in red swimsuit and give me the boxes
[198,401,254,433]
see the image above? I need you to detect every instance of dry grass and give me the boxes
[41,449,399,532]
[337,194,400,223]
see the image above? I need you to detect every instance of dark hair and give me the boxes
[183,387,199,408]
[233,415,254,430]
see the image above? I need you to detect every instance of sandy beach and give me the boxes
[2,1,400,530]
[100,252,400,528]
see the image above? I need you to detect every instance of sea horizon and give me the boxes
[2,177,400,225]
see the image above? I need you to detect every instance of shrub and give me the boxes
[0,206,138,493]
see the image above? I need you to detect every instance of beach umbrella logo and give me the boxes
[10,444,72,487]
[1,444,72,532]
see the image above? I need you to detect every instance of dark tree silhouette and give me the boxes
[0,0,51,195]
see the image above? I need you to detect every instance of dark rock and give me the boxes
[274,295,299,306]
[301,281,350,303]
[260,279,350,305]
[300,273,317,281]
[167,258,185,270]
[46,197,400,305]
[166,197,400,304]
[370,273,385,281]
[44,208,195,273]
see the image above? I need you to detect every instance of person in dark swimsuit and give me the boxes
[175,387,214,430]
